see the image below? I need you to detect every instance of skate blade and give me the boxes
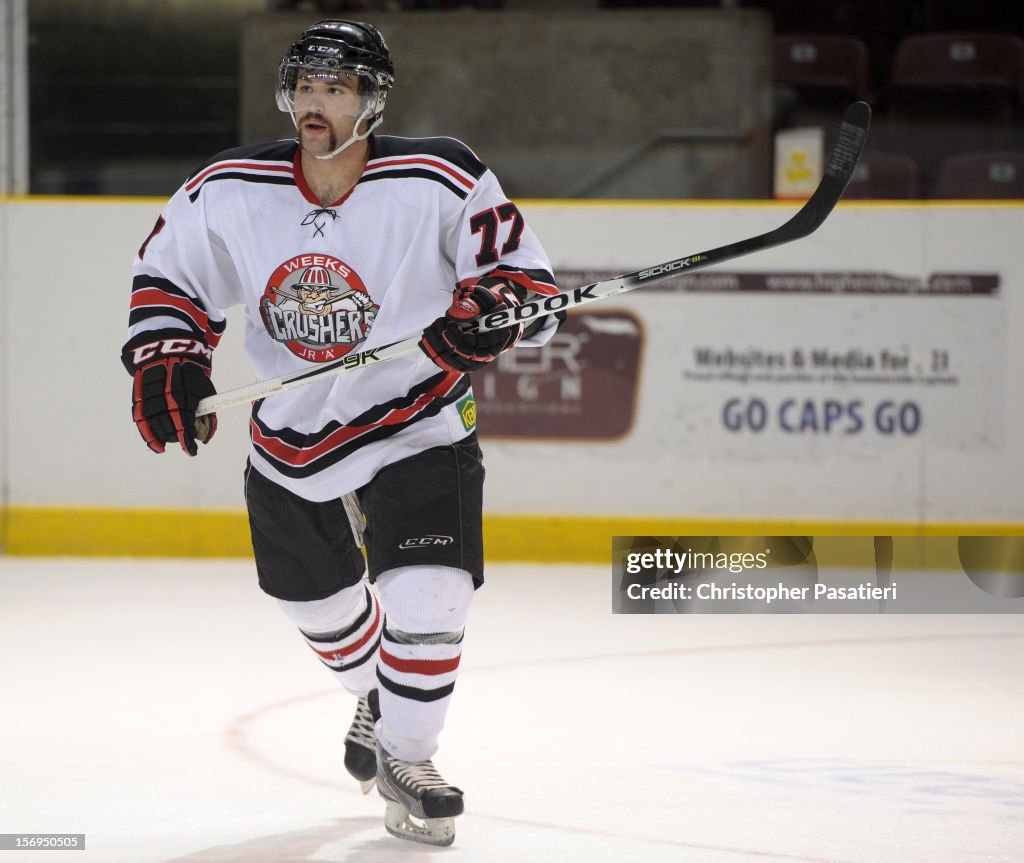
[358,776,376,795]
[384,801,455,847]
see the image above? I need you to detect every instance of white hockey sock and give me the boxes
[276,581,382,696]
[374,566,475,762]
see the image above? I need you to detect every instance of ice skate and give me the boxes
[376,743,464,846]
[343,689,379,793]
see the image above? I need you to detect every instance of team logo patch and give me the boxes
[457,394,477,432]
[260,254,379,362]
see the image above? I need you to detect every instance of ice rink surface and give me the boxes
[1,557,1022,863]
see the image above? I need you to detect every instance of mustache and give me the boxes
[299,113,329,126]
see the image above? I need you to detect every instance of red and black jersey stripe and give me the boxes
[183,136,488,203]
[251,370,470,479]
[371,135,487,181]
[375,624,463,703]
[359,166,472,200]
[187,140,298,180]
[359,136,486,200]
[186,163,296,203]
[185,141,298,203]
[300,585,383,673]
[130,275,226,348]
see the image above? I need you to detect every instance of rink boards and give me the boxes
[0,197,1021,557]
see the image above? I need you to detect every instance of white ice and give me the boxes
[1,558,1022,862]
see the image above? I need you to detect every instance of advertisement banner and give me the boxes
[475,310,643,439]
[542,268,1004,456]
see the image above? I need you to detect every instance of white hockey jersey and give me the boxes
[128,135,559,501]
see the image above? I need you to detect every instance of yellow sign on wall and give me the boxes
[774,126,824,199]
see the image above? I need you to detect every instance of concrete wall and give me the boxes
[241,10,774,199]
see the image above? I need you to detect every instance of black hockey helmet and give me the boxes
[277,20,395,127]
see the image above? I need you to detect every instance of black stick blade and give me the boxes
[787,101,872,238]
[827,101,872,182]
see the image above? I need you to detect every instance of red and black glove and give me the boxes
[121,331,217,456]
[419,277,528,373]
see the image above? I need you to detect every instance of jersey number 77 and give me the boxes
[470,202,525,267]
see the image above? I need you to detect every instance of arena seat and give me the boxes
[889,32,1024,118]
[773,34,871,103]
[933,150,1024,198]
[843,150,920,199]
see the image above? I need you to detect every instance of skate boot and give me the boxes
[376,743,464,846]
[343,689,379,793]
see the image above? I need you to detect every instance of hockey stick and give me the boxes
[196,101,870,417]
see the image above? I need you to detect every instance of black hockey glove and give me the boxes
[419,277,528,373]
[121,331,217,456]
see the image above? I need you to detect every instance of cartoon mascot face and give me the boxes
[261,254,379,362]
[293,265,341,315]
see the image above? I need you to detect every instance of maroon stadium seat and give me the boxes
[933,150,1024,198]
[844,150,920,199]
[891,32,1024,107]
[773,34,871,103]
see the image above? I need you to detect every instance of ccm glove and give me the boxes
[420,277,528,373]
[121,331,217,456]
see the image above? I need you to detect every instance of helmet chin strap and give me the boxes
[291,105,379,161]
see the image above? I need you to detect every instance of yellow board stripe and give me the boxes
[3,508,255,558]
[2,507,1020,562]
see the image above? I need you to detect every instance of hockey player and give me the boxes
[121,19,559,847]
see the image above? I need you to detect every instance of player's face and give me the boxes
[293,74,365,156]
